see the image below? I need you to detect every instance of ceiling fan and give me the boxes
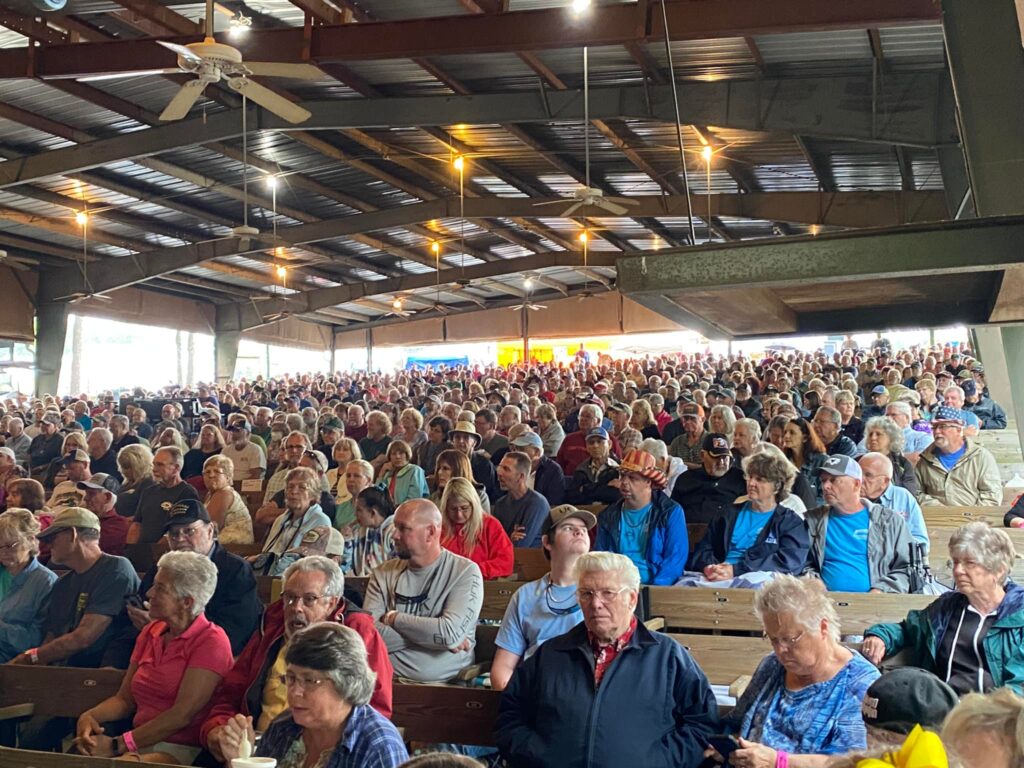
[533,47,639,218]
[509,298,547,312]
[0,250,34,271]
[87,0,322,124]
[384,297,415,318]
[51,210,114,304]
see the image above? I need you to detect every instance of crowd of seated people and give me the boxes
[0,340,1016,766]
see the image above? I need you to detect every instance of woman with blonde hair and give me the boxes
[439,477,512,579]
[943,688,1024,768]
[0,508,56,661]
[629,398,661,440]
[115,443,155,519]
[325,438,362,503]
[201,454,254,544]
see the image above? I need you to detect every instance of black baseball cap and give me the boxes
[162,498,211,532]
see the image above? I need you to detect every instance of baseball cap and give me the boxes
[719,388,736,401]
[227,419,251,432]
[961,380,977,396]
[702,433,731,457]
[37,507,101,539]
[871,385,888,396]
[41,412,61,426]
[585,427,610,441]
[320,416,344,432]
[972,364,985,374]
[819,454,863,480]
[62,449,90,464]
[862,667,958,734]
[162,498,212,532]
[956,370,973,380]
[932,405,965,425]
[541,503,598,537]
[77,474,112,492]
[680,402,701,417]
[302,449,329,473]
[511,432,543,450]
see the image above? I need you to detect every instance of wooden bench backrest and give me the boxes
[921,506,1009,528]
[0,667,122,716]
[0,746,186,768]
[513,548,548,581]
[648,586,935,634]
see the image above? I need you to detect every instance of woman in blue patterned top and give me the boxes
[0,508,56,662]
[708,574,879,768]
[218,622,408,768]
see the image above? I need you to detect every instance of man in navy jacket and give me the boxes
[496,551,717,768]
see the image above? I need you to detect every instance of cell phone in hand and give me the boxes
[706,734,740,760]
[125,594,145,610]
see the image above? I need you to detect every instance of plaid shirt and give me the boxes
[257,705,408,768]
[589,616,637,688]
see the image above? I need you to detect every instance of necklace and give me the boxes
[544,582,580,616]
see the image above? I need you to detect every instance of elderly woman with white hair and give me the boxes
[708,575,879,768]
[863,522,1024,695]
[862,415,919,495]
[219,622,408,767]
[0,509,56,662]
[943,688,1024,768]
[75,551,234,764]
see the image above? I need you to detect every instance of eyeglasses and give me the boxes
[166,524,206,541]
[281,592,329,608]
[0,541,22,552]
[576,587,629,604]
[277,673,327,691]
[762,630,805,651]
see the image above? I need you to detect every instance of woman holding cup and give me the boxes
[220,622,407,768]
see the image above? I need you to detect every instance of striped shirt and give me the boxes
[257,706,408,768]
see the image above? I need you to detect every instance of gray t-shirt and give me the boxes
[42,554,140,668]
[364,549,483,683]
[133,481,200,543]
[493,489,550,548]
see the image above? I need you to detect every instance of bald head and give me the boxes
[859,451,893,500]
[392,499,443,565]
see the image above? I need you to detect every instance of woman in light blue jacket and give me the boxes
[377,440,429,505]
[0,508,56,662]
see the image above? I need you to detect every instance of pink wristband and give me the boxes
[122,730,138,753]
[776,750,789,768]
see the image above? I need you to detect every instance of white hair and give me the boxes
[283,555,345,597]
[157,550,218,619]
[574,551,641,591]
[949,522,1016,582]
[754,574,841,642]
[885,401,912,418]
[640,438,668,460]
[579,403,604,421]
[735,418,762,440]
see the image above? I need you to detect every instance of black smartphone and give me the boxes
[125,594,145,610]
[706,734,740,760]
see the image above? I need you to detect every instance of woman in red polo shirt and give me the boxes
[74,547,234,765]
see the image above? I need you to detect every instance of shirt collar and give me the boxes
[339,704,368,752]
[177,611,212,641]
[10,557,42,586]
[588,615,637,653]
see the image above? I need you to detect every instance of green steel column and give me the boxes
[34,303,69,396]
[214,331,241,384]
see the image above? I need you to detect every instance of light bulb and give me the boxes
[453,156,465,172]
[275,265,287,279]
[578,231,588,243]
[702,145,713,163]
[524,277,534,289]
[75,211,88,226]
[431,241,441,256]
[266,175,278,188]
[809,224,820,236]
[392,298,403,310]
[570,0,591,14]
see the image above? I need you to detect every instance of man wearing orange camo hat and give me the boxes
[595,449,689,585]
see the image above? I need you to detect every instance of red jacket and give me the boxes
[200,598,392,747]
[442,514,514,579]
[556,430,622,475]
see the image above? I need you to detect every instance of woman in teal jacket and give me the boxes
[377,440,429,505]
[862,522,1024,695]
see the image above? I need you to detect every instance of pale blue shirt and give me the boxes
[856,426,932,456]
[494,574,583,661]
[0,558,57,662]
[876,485,930,554]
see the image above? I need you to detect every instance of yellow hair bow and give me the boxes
[857,725,948,768]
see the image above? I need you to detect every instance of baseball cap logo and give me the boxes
[825,457,841,466]
[712,437,728,451]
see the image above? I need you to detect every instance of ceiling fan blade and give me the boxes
[245,62,326,80]
[160,80,209,121]
[77,68,177,83]
[597,199,630,216]
[157,40,204,64]
[561,201,584,217]
[529,303,547,310]
[612,196,641,207]
[532,199,567,208]
[228,77,311,124]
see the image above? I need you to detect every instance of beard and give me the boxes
[395,545,412,560]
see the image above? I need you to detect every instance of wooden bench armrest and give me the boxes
[455,663,492,682]
[0,703,35,721]
[728,675,751,700]
[644,617,666,631]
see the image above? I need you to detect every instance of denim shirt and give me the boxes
[0,558,57,662]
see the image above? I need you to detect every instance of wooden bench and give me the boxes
[648,586,935,635]
[512,548,548,581]
[921,505,1009,528]
[0,666,502,749]
[0,746,188,768]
